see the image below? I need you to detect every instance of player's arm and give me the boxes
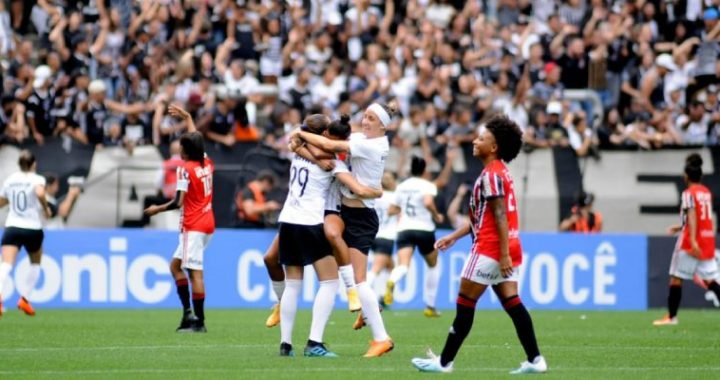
[687,207,701,257]
[424,194,444,224]
[388,204,400,216]
[167,104,197,133]
[57,186,82,220]
[34,184,52,218]
[0,196,7,208]
[297,131,349,153]
[295,143,335,171]
[336,172,382,199]
[144,190,185,216]
[435,223,471,251]
[489,197,513,277]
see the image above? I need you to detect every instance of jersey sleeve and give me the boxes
[348,135,376,159]
[424,182,438,197]
[481,171,504,199]
[34,174,46,187]
[681,190,695,210]
[176,167,189,193]
[331,159,350,175]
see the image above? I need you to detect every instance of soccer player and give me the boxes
[145,104,213,333]
[296,103,395,357]
[384,157,445,317]
[411,115,547,374]
[654,153,720,326]
[368,172,398,298]
[278,116,381,357]
[0,150,52,317]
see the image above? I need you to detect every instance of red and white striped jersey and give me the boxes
[468,159,522,265]
[679,184,715,260]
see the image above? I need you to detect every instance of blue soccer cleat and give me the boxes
[304,341,338,357]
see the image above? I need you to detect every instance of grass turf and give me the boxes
[0,308,717,379]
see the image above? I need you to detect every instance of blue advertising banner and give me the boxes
[0,229,647,310]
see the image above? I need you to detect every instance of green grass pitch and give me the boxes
[0,308,717,379]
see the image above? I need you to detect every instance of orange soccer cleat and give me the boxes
[265,303,280,328]
[652,315,678,326]
[353,312,366,330]
[18,297,35,316]
[363,338,394,358]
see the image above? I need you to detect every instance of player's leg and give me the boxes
[305,255,340,357]
[698,258,720,308]
[263,234,283,327]
[0,228,23,316]
[493,281,547,374]
[324,213,359,311]
[179,232,210,333]
[187,269,206,332]
[280,265,303,356]
[421,248,441,317]
[17,237,43,316]
[368,247,391,295]
[655,249,695,325]
[170,232,193,329]
[412,278,487,373]
[385,243,414,306]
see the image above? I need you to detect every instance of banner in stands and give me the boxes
[0,230,647,310]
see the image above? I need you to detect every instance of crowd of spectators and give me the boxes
[0,0,719,170]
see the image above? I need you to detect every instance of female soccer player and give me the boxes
[411,115,547,374]
[384,157,444,317]
[367,172,398,298]
[277,116,382,357]
[0,150,52,317]
[296,103,394,357]
[145,104,213,333]
[654,153,720,326]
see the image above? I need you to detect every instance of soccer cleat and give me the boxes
[653,315,679,326]
[353,312,366,330]
[176,312,198,331]
[383,281,395,306]
[423,307,441,318]
[177,318,206,333]
[266,303,281,327]
[363,338,394,357]
[304,341,338,357]
[510,355,548,374]
[411,349,453,373]
[279,342,295,357]
[347,288,362,312]
[705,291,720,308]
[17,297,35,316]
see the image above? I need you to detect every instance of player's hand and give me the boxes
[691,241,702,258]
[435,236,457,251]
[266,201,281,211]
[499,255,513,278]
[433,213,445,224]
[167,104,191,121]
[144,205,161,216]
[317,159,335,171]
[667,225,682,235]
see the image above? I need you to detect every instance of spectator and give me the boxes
[45,173,83,229]
[530,61,563,108]
[25,65,55,145]
[565,112,599,157]
[545,101,570,147]
[559,191,603,233]
[394,106,433,178]
[199,85,236,148]
[676,99,713,145]
[235,170,281,228]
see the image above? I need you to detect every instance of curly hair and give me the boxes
[485,114,523,163]
[180,131,206,166]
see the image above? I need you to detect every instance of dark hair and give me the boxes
[256,170,277,186]
[410,156,426,176]
[685,153,703,182]
[577,191,594,207]
[328,114,351,139]
[485,115,524,163]
[18,150,36,171]
[44,173,59,186]
[303,114,330,135]
[180,131,205,165]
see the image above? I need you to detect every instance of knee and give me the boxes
[501,295,522,311]
[263,254,277,267]
[325,227,342,242]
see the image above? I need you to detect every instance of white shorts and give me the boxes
[461,253,519,285]
[669,250,718,281]
[172,231,212,270]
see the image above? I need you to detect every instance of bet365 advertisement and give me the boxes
[0,229,647,310]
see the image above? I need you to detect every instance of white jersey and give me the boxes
[394,177,437,232]
[279,156,347,226]
[340,133,389,207]
[375,190,398,240]
[325,179,342,212]
[1,172,46,230]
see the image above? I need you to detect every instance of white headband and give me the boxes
[367,103,391,127]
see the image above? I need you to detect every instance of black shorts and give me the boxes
[396,230,436,256]
[1,227,44,253]
[341,205,379,255]
[278,223,332,266]
[324,210,340,217]
[372,238,395,256]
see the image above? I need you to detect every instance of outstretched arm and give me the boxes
[297,131,349,153]
[145,191,185,216]
[168,104,197,133]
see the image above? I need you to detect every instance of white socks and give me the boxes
[23,264,41,300]
[0,262,12,299]
[280,279,301,344]
[339,264,356,290]
[388,265,409,284]
[272,280,285,302]
[308,279,339,343]
[423,265,440,309]
[357,282,389,341]
[366,271,377,288]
